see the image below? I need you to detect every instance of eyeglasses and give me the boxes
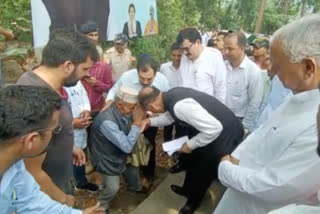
[181,43,194,53]
[38,124,63,135]
[20,124,63,139]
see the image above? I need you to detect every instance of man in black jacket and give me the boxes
[138,86,244,214]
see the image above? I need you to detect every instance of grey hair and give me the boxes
[272,13,320,64]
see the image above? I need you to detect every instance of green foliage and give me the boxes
[0,0,319,64]
[0,0,32,42]
[0,46,29,60]
[130,0,186,64]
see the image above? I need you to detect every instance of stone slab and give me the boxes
[130,172,226,214]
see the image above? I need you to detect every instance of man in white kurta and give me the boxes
[268,204,320,214]
[214,14,320,214]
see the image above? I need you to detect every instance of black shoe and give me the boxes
[178,201,198,214]
[170,184,186,197]
[75,182,99,193]
[169,163,185,174]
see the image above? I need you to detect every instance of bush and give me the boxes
[0,0,32,42]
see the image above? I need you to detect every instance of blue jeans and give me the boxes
[98,165,141,209]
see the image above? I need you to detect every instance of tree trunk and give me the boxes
[254,0,267,33]
[300,0,307,17]
[282,0,290,14]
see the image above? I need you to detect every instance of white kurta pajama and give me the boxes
[214,89,320,214]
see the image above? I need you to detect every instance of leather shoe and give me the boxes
[178,201,198,214]
[170,184,186,197]
[169,162,185,174]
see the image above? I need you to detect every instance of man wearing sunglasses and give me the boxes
[0,85,104,214]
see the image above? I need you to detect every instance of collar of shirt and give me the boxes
[121,69,169,92]
[184,45,209,65]
[0,160,23,195]
[226,55,250,71]
[130,69,160,86]
[289,88,319,105]
[168,62,179,72]
[60,88,68,100]
[115,49,129,57]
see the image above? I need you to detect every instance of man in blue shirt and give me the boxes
[90,86,146,213]
[102,54,169,185]
[0,85,104,214]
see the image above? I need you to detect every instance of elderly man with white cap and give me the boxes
[90,86,146,213]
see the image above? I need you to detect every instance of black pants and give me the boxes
[180,128,244,206]
[164,122,187,142]
[141,126,158,180]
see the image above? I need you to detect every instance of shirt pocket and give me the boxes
[228,73,247,98]
[194,70,212,89]
[250,125,291,166]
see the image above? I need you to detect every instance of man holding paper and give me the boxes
[138,86,244,214]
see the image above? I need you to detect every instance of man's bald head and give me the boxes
[138,86,163,113]
[138,86,160,107]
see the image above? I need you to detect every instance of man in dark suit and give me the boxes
[138,86,244,214]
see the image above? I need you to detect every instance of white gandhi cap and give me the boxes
[117,86,139,104]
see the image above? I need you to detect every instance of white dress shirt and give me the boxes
[150,98,223,150]
[213,89,320,214]
[65,81,91,149]
[178,47,227,103]
[225,56,264,131]
[106,69,169,101]
[160,62,180,89]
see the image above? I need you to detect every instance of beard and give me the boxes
[64,68,79,87]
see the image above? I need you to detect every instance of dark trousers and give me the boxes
[164,123,186,142]
[141,126,158,180]
[73,148,89,187]
[73,164,88,187]
[180,127,244,205]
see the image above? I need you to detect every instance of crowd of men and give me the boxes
[0,13,320,214]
